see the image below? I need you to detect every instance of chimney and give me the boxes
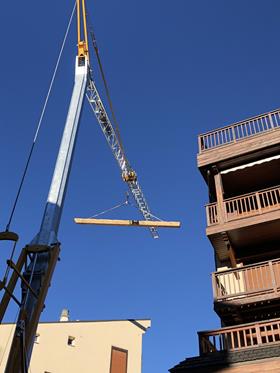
[60,309,70,322]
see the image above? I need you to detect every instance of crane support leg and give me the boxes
[0,248,27,322]
[4,245,60,373]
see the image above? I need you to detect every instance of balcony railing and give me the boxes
[198,318,280,354]
[206,185,280,226]
[225,185,280,221]
[198,109,280,153]
[206,203,219,226]
[212,258,280,302]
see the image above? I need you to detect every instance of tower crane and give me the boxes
[0,1,179,371]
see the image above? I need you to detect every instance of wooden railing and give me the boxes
[205,185,280,226]
[198,109,280,153]
[224,185,280,222]
[198,318,280,354]
[206,203,219,225]
[212,258,280,302]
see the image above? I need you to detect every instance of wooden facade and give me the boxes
[199,108,280,347]
[170,109,280,372]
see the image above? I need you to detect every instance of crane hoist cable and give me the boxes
[0,308,20,368]
[3,3,76,233]
[88,194,164,221]
[0,3,76,293]
[85,8,127,162]
[89,193,130,218]
[3,4,86,370]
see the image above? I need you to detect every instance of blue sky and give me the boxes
[1,0,280,371]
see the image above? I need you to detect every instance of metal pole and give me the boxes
[5,57,88,372]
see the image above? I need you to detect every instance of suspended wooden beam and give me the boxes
[74,218,181,228]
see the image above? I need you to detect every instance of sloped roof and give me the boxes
[170,345,280,372]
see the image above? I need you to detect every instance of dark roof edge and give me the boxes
[1,318,151,325]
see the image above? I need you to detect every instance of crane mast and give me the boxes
[3,2,89,371]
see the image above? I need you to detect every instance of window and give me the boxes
[34,333,40,344]
[67,336,76,347]
[110,347,128,373]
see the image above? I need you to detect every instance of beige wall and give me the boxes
[217,264,246,297]
[0,319,151,373]
[218,358,280,372]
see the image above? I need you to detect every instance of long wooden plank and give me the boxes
[74,218,181,228]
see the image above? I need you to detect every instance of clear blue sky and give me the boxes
[0,0,280,371]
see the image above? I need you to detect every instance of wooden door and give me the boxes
[110,347,128,373]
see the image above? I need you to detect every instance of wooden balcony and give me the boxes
[205,185,280,261]
[197,109,280,170]
[206,185,280,227]
[212,258,280,303]
[212,258,280,325]
[206,203,219,226]
[198,318,280,355]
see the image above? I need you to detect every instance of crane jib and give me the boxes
[86,78,159,239]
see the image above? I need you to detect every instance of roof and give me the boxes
[170,345,280,372]
[1,319,151,331]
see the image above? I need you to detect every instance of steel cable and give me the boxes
[5,2,77,232]
[85,7,128,163]
[0,309,20,368]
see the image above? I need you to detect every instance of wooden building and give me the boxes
[171,109,280,372]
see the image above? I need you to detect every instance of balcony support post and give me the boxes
[221,231,237,269]
[256,192,262,214]
[212,272,218,301]
[269,113,275,129]
[256,323,262,345]
[198,332,203,355]
[213,168,226,224]
[269,260,277,294]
